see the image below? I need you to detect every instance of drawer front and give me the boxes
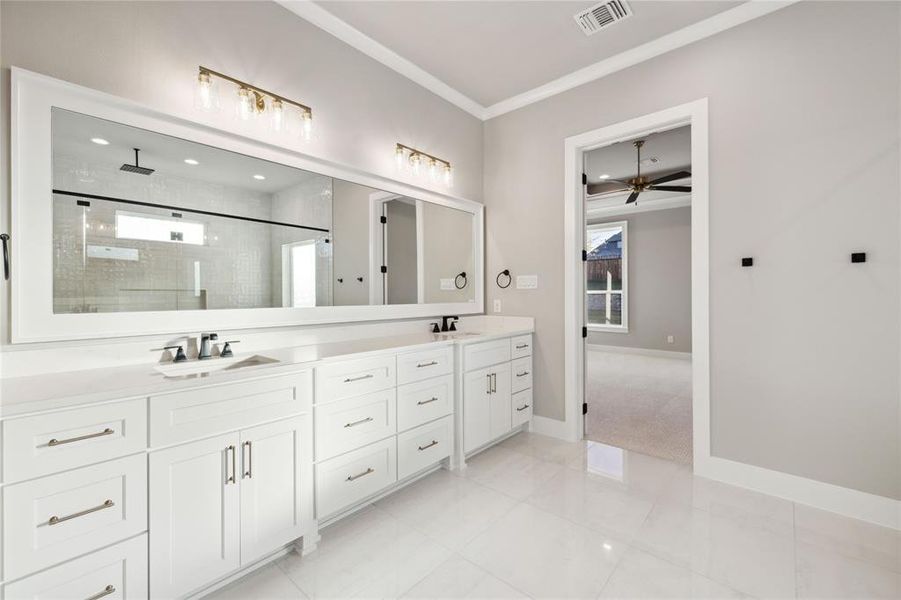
[396,346,453,385]
[397,416,452,481]
[314,389,397,461]
[511,356,533,393]
[149,371,311,448]
[511,334,533,359]
[3,454,147,581]
[315,438,396,519]
[463,339,511,372]
[315,355,396,403]
[2,398,147,484]
[396,375,453,432]
[511,389,533,429]
[2,534,148,600]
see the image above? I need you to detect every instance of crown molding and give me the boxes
[278,0,798,122]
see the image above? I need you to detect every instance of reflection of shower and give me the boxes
[120,148,155,175]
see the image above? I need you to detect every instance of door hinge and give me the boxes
[581,249,587,262]
[380,215,387,224]
[582,402,588,415]
[380,265,387,274]
[582,326,587,338]
[581,173,588,185]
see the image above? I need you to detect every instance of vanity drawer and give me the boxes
[315,355,396,403]
[315,438,397,519]
[396,346,453,385]
[463,339,511,372]
[2,398,147,483]
[2,534,148,600]
[397,416,452,481]
[396,375,453,432]
[511,335,533,359]
[314,389,397,461]
[511,356,533,393]
[511,389,533,429]
[3,454,147,581]
[149,371,311,448]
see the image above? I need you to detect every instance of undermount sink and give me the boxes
[155,354,280,378]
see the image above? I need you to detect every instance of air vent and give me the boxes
[574,0,632,36]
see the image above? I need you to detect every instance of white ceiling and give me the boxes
[315,1,740,107]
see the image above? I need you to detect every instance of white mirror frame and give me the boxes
[10,67,484,343]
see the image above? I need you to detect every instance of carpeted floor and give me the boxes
[585,349,693,464]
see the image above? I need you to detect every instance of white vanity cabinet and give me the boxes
[459,334,533,458]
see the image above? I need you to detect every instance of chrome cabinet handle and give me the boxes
[344,416,374,428]
[516,344,529,349]
[486,374,492,394]
[491,373,497,394]
[48,428,114,447]
[346,467,374,482]
[516,371,530,377]
[48,499,114,525]
[418,440,439,451]
[344,374,374,383]
[516,404,531,412]
[243,441,252,479]
[416,361,438,368]
[417,396,439,406]
[85,585,116,600]
[226,445,236,484]
[1,233,9,281]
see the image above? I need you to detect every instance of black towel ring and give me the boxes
[454,272,467,289]
[496,269,511,289]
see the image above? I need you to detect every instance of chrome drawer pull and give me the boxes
[85,585,116,600]
[48,428,114,447]
[516,371,530,377]
[48,499,114,525]
[344,374,374,383]
[516,404,531,412]
[417,396,439,406]
[416,360,438,368]
[418,440,439,451]
[243,441,252,479]
[344,416,374,428]
[226,445,236,484]
[516,344,529,349]
[346,467,374,482]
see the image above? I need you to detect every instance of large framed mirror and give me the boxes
[11,68,483,342]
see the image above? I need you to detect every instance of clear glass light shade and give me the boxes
[410,153,422,176]
[270,99,285,132]
[444,165,453,188]
[395,146,405,170]
[236,87,255,121]
[194,72,219,111]
[301,110,313,141]
[429,159,439,182]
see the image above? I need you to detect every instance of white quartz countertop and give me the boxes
[0,327,533,418]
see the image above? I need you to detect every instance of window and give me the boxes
[282,240,317,308]
[586,221,627,331]
[115,211,205,245]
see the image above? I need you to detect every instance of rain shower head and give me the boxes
[120,148,155,175]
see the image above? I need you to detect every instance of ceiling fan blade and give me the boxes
[625,190,640,204]
[648,170,691,185]
[587,182,631,195]
[648,185,692,193]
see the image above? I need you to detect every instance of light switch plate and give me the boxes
[516,275,539,289]
[440,278,454,290]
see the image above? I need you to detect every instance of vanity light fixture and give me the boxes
[90,138,110,145]
[195,66,313,140]
[394,143,453,188]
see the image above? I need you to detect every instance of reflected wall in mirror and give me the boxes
[51,109,475,314]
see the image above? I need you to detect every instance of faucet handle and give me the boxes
[430,323,440,334]
[163,345,187,363]
[221,340,240,358]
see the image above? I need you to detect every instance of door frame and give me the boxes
[368,192,426,305]
[562,98,711,471]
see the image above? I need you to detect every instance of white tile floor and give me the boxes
[208,433,901,599]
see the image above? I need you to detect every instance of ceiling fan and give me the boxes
[586,140,691,204]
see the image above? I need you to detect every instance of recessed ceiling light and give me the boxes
[253,174,266,180]
[599,174,610,180]
[184,159,199,165]
[90,137,110,145]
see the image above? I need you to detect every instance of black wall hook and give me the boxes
[1,234,9,281]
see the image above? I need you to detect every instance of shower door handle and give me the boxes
[1,233,9,281]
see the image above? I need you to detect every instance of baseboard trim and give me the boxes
[586,344,691,360]
[696,455,901,531]
[531,415,579,442]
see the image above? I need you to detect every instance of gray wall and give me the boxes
[0,0,483,344]
[385,200,419,304]
[588,207,691,353]
[331,180,377,306]
[421,203,474,304]
[483,2,900,499]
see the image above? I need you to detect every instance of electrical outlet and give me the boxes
[493,299,502,313]
[667,335,674,344]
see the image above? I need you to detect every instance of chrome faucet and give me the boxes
[199,333,218,360]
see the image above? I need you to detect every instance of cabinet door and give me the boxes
[463,367,492,453]
[240,416,311,565]
[489,362,513,440]
[150,432,240,599]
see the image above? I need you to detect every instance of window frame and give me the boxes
[281,239,319,308]
[585,220,629,333]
